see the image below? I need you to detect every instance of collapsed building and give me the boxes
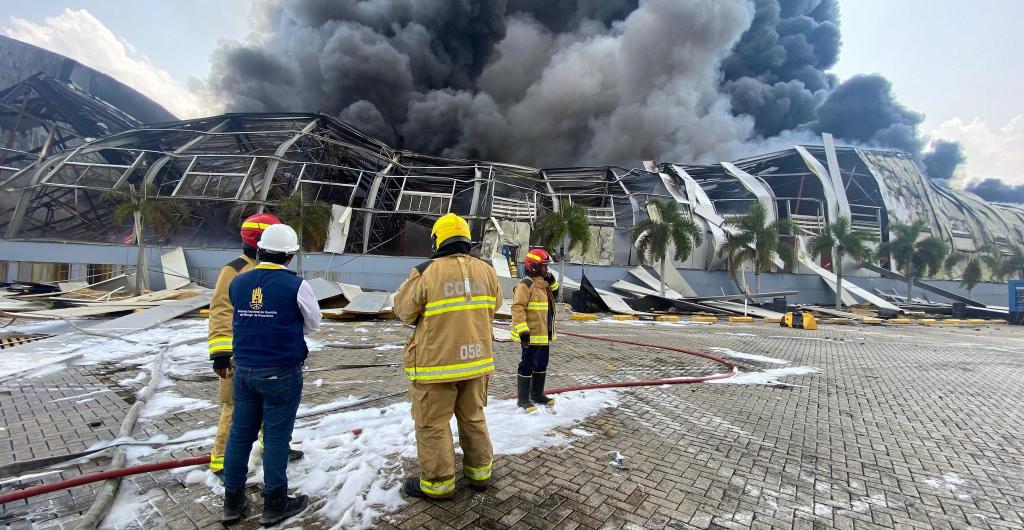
[2,39,1023,303]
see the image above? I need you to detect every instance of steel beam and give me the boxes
[256,119,319,211]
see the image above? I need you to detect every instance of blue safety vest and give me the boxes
[228,265,307,367]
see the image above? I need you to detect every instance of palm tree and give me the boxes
[632,198,704,296]
[1001,244,1024,280]
[107,183,189,292]
[944,251,968,279]
[533,199,592,302]
[808,216,873,309]
[979,243,1007,282]
[961,259,983,299]
[877,220,948,303]
[717,202,795,294]
[276,193,331,275]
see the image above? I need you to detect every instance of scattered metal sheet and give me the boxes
[13,303,162,320]
[805,306,866,319]
[859,262,988,308]
[492,326,512,342]
[0,296,47,312]
[628,266,686,299]
[612,280,660,297]
[691,291,798,302]
[496,299,512,318]
[323,205,353,254]
[161,247,190,291]
[308,277,347,302]
[88,291,211,333]
[795,240,860,307]
[660,264,699,298]
[342,292,391,315]
[85,273,137,294]
[57,281,89,293]
[702,301,784,319]
[338,283,364,303]
[592,289,636,315]
[0,291,212,380]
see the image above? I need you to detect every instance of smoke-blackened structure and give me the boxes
[210,0,935,167]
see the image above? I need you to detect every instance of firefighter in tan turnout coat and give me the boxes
[510,248,559,412]
[394,213,502,499]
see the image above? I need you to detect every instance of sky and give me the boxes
[1,0,1021,186]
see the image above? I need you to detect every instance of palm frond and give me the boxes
[776,242,797,271]
[633,198,703,267]
[961,259,983,291]
[915,236,949,277]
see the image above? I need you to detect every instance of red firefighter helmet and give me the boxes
[524,248,553,276]
[240,213,281,249]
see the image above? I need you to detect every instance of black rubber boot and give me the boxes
[403,476,427,499]
[402,476,454,500]
[531,371,554,406]
[469,481,488,493]
[287,449,304,462]
[221,490,248,526]
[517,374,536,411]
[260,487,308,527]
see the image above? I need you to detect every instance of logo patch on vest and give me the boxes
[250,287,264,310]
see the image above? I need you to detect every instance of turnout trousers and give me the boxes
[210,373,235,471]
[517,345,550,376]
[410,376,494,498]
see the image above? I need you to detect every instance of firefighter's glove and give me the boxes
[544,273,556,284]
[212,356,233,379]
[519,333,531,349]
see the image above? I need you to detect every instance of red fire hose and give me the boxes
[0,456,209,504]
[0,329,734,505]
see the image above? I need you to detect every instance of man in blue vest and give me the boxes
[221,223,321,527]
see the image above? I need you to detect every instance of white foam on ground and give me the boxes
[118,370,149,386]
[202,389,620,529]
[709,366,821,385]
[708,347,789,365]
[140,391,215,418]
[99,487,163,529]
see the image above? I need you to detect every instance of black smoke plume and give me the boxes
[922,139,966,181]
[965,179,1024,204]
[813,74,924,156]
[210,0,935,166]
[722,0,839,137]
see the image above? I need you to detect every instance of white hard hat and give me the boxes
[257,223,300,254]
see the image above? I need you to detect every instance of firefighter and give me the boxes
[511,248,559,412]
[221,223,322,526]
[208,213,302,474]
[394,213,502,500]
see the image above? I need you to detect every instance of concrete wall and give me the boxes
[0,240,1010,306]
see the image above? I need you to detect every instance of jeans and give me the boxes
[518,345,550,376]
[223,364,303,495]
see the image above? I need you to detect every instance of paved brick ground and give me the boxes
[1,316,1023,529]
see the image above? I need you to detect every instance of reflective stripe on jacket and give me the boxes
[207,253,257,359]
[510,275,557,345]
[394,253,503,383]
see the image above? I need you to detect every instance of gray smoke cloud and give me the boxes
[965,178,1024,204]
[922,139,966,181]
[210,0,935,167]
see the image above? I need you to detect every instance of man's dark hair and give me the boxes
[257,248,291,265]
